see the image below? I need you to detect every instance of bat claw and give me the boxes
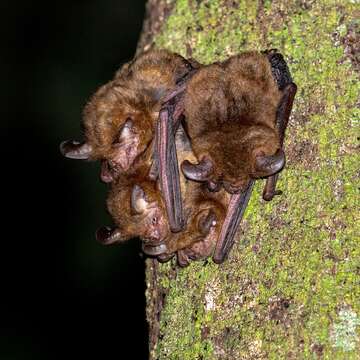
[263,189,283,201]
[254,149,285,178]
[60,140,93,160]
[142,243,168,256]
[181,158,213,182]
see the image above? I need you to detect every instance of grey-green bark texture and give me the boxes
[141,1,359,359]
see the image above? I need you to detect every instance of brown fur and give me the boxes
[183,51,282,191]
[82,49,194,178]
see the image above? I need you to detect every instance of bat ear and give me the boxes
[60,140,93,160]
[131,185,149,214]
[181,158,213,182]
[198,209,217,235]
[254,149,285,178]
[112,119,140,172]
[100,160,114,183]
[96,226,129,245]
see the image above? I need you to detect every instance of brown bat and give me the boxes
[157,50,297,263]
[144,126,232,267]
[60,49,197,187]
[97,125,229,266]
[95,126,187,256]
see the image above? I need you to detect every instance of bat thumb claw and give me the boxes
[255,149,285,178]
[181,158,213,182]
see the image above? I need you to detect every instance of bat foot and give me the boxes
[263,189,283,201]
[142,243,168,256]
[254,149,285,178]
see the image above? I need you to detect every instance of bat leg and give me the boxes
[262,173,283,201]
[262,82,297,201]
[157,105,184,232]
[213,180,255,264]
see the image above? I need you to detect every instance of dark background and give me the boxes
[1,1,149,358]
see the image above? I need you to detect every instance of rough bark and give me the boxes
[141,1,360,358]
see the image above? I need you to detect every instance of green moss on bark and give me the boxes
[146,1,360,358]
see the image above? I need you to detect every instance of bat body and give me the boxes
[100,124,230,266]
[60,49,196,183]
[182,51,285,192]
[147,126,231,266]
[157,50,297,263]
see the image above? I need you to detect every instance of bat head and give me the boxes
[60,80,155,182]
[105,180,170,254]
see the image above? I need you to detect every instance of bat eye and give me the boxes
[151,217,158,225]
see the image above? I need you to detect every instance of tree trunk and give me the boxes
[141,1,359,358]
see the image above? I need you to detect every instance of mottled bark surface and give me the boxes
[142,1,359,358]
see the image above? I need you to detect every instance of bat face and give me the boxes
[104,179,170,254]
[61,79,156,182]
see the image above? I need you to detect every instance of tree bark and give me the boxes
[141,1,360,358]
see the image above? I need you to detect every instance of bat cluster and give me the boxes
[60,48,296,266]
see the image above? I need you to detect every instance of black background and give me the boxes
[1,1,149,358]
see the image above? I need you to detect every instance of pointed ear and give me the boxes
[131,185,149,214]
[60,140,93,160]
[112,119,140,171]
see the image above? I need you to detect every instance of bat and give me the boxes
[157,50,297,263]
[98,124,230,266]
[145,126,231,267]
[95,125,188,256]
[60,49,197,185]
